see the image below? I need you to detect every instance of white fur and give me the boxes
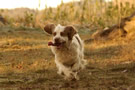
[50,24,87,80]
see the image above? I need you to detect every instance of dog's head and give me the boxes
[44,24,77,48]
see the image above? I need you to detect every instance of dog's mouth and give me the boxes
[48,41,65,49]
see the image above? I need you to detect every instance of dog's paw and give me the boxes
[64,76,79,81]
[64,73,79,81]
[57,71,65,76]
[64,76,74,81]
[74,73,80,80]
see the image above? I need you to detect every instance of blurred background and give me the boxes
[0,0,134,29]
[0,0,135,89]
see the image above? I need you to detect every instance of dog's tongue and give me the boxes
[48,42,54,46]
[48,41,61,48]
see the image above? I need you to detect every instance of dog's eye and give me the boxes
[53,32,56,36]
[60,32,64,36]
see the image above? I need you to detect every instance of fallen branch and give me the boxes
[100,11,135,37]
[84,11,135,43]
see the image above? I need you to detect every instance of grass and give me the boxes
[1,0,135,30]
[0,0,135,89]
[0,25,134,89]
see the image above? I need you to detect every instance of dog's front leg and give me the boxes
[73,72,80,80]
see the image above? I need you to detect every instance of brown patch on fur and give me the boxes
[44,24,55,34]
[75,36,82,48]
[64,26,77,40]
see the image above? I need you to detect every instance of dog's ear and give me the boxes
[64,26,77,40]
[44,24,55,35]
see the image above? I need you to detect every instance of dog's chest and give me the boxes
[53,47,78,66]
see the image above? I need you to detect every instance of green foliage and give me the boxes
[23,11,35,27]
[24,12,33,24]
[0,0,135,29]
[42,0,135,29]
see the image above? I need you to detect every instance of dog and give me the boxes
[44,24,87,80]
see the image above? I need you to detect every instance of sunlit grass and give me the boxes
[0,1,135,88]
[0,24,134,89]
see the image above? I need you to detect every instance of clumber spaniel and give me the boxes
[44,24,87,80]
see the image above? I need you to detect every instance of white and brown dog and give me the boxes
[44,24,87,80]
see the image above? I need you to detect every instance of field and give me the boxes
[0,0,135,89]
[0,25,134,90]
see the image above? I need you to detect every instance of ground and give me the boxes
[0,26,135,90]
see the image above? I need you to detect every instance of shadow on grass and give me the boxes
[108,62,135,73]
[0,47,54,64]
[85,45,123,60]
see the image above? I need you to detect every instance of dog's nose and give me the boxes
[54,38,60,43]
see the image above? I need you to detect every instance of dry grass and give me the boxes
[0,0,135,29]
[0,1,134,89]
[0,0,135,89]
[0,23,134,89]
